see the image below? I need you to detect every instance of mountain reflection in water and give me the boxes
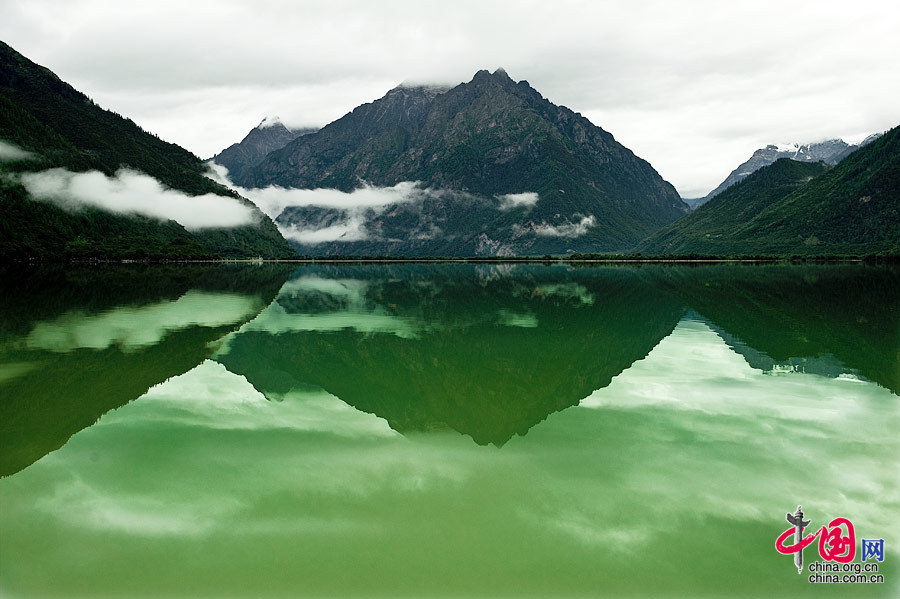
[1,263,897,475]
[0,264,292,475]
[0,263,897,599]
[216,265,686,445]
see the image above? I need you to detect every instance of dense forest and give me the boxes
[639,126,900,256]
[0,41,295,261]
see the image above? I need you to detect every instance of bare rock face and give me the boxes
[211,117,316,182]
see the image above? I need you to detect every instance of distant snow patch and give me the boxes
[774,143,800,153]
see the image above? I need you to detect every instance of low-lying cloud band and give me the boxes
[17,167,258,230]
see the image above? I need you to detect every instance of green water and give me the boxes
[0,263,897,598]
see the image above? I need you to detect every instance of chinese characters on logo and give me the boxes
[776,515,856,564]
[861,539,885,563]
[775,506,886,575]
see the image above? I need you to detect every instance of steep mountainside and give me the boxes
[238,69,688,255]
[688,136,882,208]
[0,41,296,260]
[211,117,315,182]
[638,126,900,256]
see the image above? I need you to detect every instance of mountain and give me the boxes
[638,126,900,256]
[211,116,315,182]
[237,69,688,255]
[687,136,883,209]
[0,41,296,260]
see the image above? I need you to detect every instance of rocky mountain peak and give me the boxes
[688,135,880,209]
[212,117,317,181]
[237,67,687,255]
[470,67,516,88]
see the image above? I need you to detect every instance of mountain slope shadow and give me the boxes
[216,265,685,445]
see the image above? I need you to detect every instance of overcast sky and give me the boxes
[2,0,898,197]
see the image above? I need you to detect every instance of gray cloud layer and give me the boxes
[3,1,897,197]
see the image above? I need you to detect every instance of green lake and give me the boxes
[1,263,897,597]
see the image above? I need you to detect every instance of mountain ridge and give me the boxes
[238,68,688,255]
[638,126,900,256]
[686,135,883,209]
[211,117,316,182]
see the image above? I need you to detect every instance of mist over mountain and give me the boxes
[685,135,883,209]
[236,69,688,256]
[211,117,316,183]
[2,37,895,261]
[0,42,295,260]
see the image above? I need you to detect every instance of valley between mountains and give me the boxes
[1,41,897,260]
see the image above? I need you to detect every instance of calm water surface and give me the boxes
[0,263,897,598]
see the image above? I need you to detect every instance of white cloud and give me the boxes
[203,161,233,187]
[539,216,596,237]
[257,115,284,129]
[208,164,429,243]
[210,166,604,245]
[514,215,596,238]
[497,192,539,210]
[211,163,602,244]
[0,139,34,162]
[240,180,423,220]
[18,168,257,230]
[279,220,370,244]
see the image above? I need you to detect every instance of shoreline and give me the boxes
[5,256,891,266]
